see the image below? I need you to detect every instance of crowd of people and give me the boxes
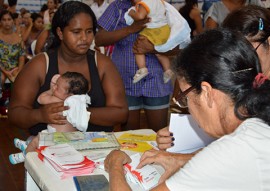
[1,0,270,189]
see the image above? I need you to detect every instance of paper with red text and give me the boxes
[125,153,160,190]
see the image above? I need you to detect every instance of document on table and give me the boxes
[125,153,161,190]
[167,114,216,153]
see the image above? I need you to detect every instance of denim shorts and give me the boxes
[126,95,170,110]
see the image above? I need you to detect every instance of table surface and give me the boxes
[25,129,164,191]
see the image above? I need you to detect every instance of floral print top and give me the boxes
[0,39,25,71]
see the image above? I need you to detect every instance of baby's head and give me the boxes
[53,72,89,100]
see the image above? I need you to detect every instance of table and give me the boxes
[25,129,164,191]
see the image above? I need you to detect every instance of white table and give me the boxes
[25,129,164,191]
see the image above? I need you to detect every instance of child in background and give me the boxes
[9,71,90,164]
[125,0,174,84]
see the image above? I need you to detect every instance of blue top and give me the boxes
[98,0,173,97]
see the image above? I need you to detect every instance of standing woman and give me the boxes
[43,0,58,25]
[0,10,25,89]
[8,1,128,136]
[95,0,173,132]
[179,0,203,39]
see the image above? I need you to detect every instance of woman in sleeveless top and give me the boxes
[0,10,25,89]
[8,1,128,136]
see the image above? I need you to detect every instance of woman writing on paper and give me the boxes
[105,28,270,190]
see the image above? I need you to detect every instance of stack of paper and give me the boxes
[125,153,160,190]
[39,131,120,151]
[38,144,96,179]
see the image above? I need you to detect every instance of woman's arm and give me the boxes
[190,8,204,35]
[8,54,68,129]
[88,53,128,126]
[21,18,33,42]
[35,29,49,55]
[205,17,218,29]
[132,36,180,56]
[95,18,149,47]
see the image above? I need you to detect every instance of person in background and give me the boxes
[7,0,17,14]
[204,0,263,29]
[91,0,109,20]
[11,12,21,32]
[0,10,25,90]
[34,9,55,54]
[201,0,219,16]
[105,28,270,190]
[0,0,4,12]
[43,0,58,25]
[8,1,128,137]
[95,0,173,132]
[23,13,44,57]
[223,5,270,78]
[179,0,203,39]
[39,4,48,18]
[20,10,32,42]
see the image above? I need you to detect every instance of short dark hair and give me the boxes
[8,0,17,7]
[62,72,89,95]
[223,5,270,47]
[0,10,13,20]
[40,4,48,12]
[174,28,270,125]
[31,12,43,22]
[51,1,97,48]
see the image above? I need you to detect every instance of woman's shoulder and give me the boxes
[190,7,201,18]
[27,53,47,68]
[95,51,112,66]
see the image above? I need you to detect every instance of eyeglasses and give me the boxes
[173,86,195,108]
[254,37,269,50]
[255,41,264,50]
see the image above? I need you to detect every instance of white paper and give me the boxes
[167,114,216,153]
[125,153,161,190]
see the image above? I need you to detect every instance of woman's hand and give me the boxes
[39,102,69,125]
[0,67,19,82]
[156,127,174,150]
[137,149,185,184]
[104,150,131,172]
[132,35,155,54]
[128,17,149,34]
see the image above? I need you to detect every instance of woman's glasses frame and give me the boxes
[174,86,195,108]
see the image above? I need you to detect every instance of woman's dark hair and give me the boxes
[62,72,89,95]
[223,5,270,48]
[50,1,97,48]
[40,4,48,12]
[0,10,13,20]
[31,12,43,23]
[12,12,18,19]
[8,0,17,7]
[179,0,198,16]
[174,28,270,125]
